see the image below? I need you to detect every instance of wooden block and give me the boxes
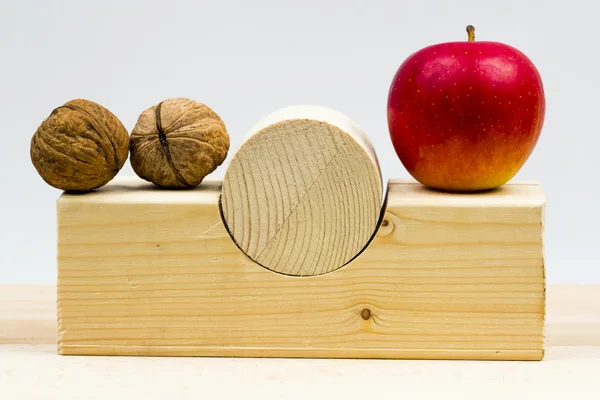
[221,105,383,276]
[56,176,546,360]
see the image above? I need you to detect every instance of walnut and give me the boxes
[129,98,230,189]
[30,99,130,192]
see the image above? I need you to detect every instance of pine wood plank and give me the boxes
[50,176,547,360]
[4,285,597,347]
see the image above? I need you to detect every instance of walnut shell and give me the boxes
[30,99,130,192]
[129,98,230,189]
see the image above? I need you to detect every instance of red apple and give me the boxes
[387,25,545,192]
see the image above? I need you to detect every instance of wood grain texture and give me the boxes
[2,285,597,347]
[220,105,383,276]
[53,176,546,360]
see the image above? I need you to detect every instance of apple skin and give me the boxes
[387,36,545,192]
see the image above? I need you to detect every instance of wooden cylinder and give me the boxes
[220,105,383,276]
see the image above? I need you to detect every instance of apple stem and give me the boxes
[466,25,475,42]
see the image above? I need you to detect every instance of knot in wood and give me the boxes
[377,214,394,237]
[361,308,371,320]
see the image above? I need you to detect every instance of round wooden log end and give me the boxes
[221,105,383,276]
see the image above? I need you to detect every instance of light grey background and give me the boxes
[1,0,597,284]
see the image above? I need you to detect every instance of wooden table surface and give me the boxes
[1,284,599,398]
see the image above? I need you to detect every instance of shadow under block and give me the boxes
[56,177,546,360]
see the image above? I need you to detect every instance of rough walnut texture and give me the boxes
[129,98,230,189]
[30,99,130,192]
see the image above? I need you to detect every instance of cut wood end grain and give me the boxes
[220,105,384,277]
